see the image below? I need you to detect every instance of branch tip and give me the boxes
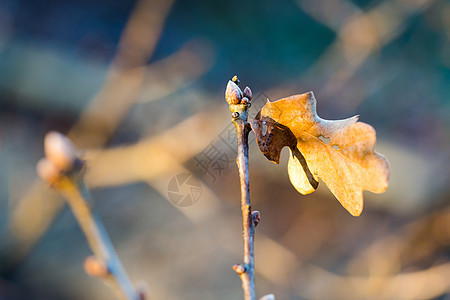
[37,132,86,186]
[226,80,243,105]
[44,131,79,171]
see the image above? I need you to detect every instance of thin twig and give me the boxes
[35,132,140,299]
[233,119,256,300]
[227,76,256,300]
[57,174,139,300]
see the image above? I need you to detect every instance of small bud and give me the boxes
[241,97,249,105]
[231,75,240,85]
[44,131,78,171]
[243,86,252,99]
[36,158,60,183]
[84,256,110,277]
[252,210,261,227]
[232,264,246,274]
[225,80,243,105]
[259,294,275,300]
[232,112,240,118]
[136,281,149,300]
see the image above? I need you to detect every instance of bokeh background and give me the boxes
[0,0,449,299]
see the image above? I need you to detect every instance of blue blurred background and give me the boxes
[0,0,449,299]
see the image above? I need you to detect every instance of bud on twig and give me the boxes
[252,211,261,227]
[225,80,243,105]
[137,281,149,300]
[243,86,252,100]
[38,132,83,184]
[84,256,110,277]
[36,158,61,183]
[44,131,78,171]
[232,264,246,274]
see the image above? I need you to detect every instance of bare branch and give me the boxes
[37,132,140,300]
[227,76,257,300]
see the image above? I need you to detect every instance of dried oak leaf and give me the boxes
[250,92,389,216]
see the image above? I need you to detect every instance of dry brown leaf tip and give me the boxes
[251,91,389,216]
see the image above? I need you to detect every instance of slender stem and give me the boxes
[58,177,139,300]
[233,118,256,300]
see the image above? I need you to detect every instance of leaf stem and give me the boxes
[57,176,139,300]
